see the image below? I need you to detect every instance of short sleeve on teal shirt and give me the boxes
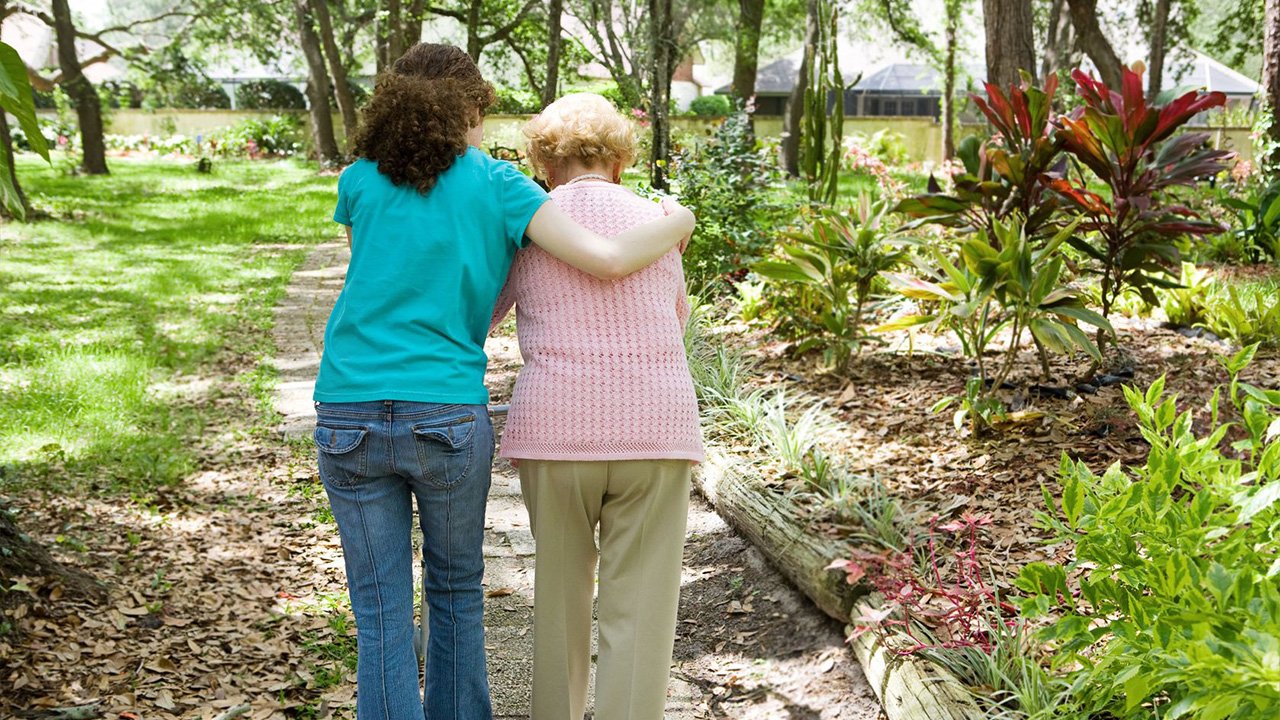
[333,169,351,226]
[314,149,549,404]
[499,160,546,249]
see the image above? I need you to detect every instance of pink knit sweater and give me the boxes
[489,180,705,463]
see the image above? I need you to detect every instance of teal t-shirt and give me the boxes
[314,148,548,404]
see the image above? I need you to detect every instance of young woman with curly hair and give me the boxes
[312,44,694,720]
[490,93,704,720]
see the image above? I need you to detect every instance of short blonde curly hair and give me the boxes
[522,93,637,180]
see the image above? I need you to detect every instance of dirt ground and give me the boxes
[0,244,885,719]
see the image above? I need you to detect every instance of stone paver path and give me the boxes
[274,244,882,719]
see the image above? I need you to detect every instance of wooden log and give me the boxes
[693,450,985,720]
[847,600,985,719]
[691,450,864,624]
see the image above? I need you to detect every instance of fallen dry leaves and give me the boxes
[1,389,358,719]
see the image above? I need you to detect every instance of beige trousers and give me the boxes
[518,459,693,720]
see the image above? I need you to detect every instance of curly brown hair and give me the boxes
[351,44,496,194]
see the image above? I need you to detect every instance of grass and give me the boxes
[0,154,337,495]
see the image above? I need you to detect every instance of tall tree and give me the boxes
[649,0,676,189]
[1266,0,1280,166]
[51,0,108,175]
[981,0,1036,88]
[295,0,341,164]
[942,0,961,159]
[311,0,358,141]
[780,0,818,176]
[1065,0,1122,90]
[1041,0,1078,81]
[1148,0,1172,95]
[732,0,766,101]
[542,0,564,107]
[425,0,540,63]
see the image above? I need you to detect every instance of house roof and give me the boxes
[721,47,1260,98]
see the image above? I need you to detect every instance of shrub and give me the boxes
[221,115,303,157]
[883,217,1111,433]
[1200,283,1280,347]
[687,94,732,117]
[669,108,786,291]
[1158,262,1215,327]
[896,73,1065,240]
[754,195,906,368]
[1219,177,1280,262]
[1051,67,1234,329]
[1016,347,1280,720]
[490,86,540,114]
[235,80,306,110]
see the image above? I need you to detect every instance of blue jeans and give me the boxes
[315,401,494,720]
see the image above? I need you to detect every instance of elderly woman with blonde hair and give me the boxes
[489,92,704,720]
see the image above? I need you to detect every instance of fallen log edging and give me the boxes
[692,449,985,720]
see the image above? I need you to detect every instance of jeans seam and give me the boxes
[351,484,392,720]
[447,481,459,716]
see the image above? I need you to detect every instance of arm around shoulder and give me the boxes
[523,200,695,280]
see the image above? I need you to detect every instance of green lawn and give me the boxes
[0,155,337,494]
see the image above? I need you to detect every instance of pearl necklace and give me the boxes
[564,173,613,185]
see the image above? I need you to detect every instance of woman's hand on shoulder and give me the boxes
[660,197,695,254]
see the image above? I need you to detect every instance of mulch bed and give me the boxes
[727,294,1280,589]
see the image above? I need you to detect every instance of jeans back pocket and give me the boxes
[412,414,476,488]
[315,425,370,487]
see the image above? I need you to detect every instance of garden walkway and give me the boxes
[274,243,883,719]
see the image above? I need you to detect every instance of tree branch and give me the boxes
[478,0,539,45]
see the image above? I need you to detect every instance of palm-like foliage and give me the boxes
[754,195,906,368]
[1050,67,1235,325]
[894,73,1064,242]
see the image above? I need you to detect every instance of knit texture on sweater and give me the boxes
[490,181,705,462]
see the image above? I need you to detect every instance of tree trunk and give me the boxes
[1149,0,1170,96]
[1265,0,1280,166]
[0,1,29,218]
[1066,0,1123,90]
[312,0,358,142]
[942,0,959,160]
[0,113,29,219]
[0,502,105,607]
[387,0,406,65]
[781,0,819,177]
[51,0,107,175]
[981,0,1036,89]
[1041,0,1077,82]
[295,0,341,164]
[542,0,563,108]
[732,0,766,102]
[466,1,483,62]
[648,0,675,190]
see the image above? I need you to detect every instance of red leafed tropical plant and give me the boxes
[894,72,1064,242]
[1051,66,1235,335]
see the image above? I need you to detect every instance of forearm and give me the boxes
[525,202,693,280]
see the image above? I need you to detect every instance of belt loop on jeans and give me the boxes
[384,399,393,420]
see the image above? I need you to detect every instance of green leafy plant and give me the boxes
[1016,346,1280,720]
[1159,261,1215,327]
[0,40,50,218]
[671,107,786,291]
[1050,67,1234,335]
[883,218,1111,433]
[1199,283,1280,347]
[755,195,906,368]
[1219,177,1280,262]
